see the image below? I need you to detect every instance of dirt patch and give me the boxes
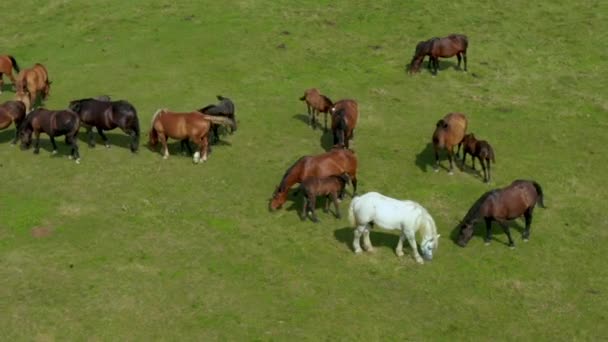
[31,226,54,238]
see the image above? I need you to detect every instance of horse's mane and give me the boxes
[277,156,306,193]
[462,190,496,224]
[321,94,333,106]
[436,119,448,128]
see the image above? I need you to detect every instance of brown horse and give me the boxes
[0,101,26,144]
[330,99,358,149]
[460,133,496,183]
[300,88,333,131]
[432,112,467,174]
[456,180,545,248]
[148,109,236,163]
[15,63,51,112]
[297,173,350,222]
[0,55,20,93]
[409,34,468,75]
[19,108,81,163]
[269,148,358,210]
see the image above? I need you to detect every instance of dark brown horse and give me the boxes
[15,63,51,112]
[456,180,545,248]
[149,109,236,163]
[330,99,358,149]
[198,95,236,144]
[0,100,26,144]
[19,108,81,163]
[432,112,467,174]
[269,148,358,210]
[409,34,468,75]
[460,133,496,183]
[297,173,350,222]
[300,88,333,131]
[0,55,20,93]
[68,98,140,152]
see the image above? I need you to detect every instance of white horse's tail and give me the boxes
[348,196,359,227]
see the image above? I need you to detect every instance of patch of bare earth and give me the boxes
[31,226,54,238]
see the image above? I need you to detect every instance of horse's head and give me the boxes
[19,120,33,150]
[269,186,288,211]
[456,222,474,247]
[420,234,440,260]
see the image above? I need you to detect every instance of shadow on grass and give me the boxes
[320,129,334,151]
[407,59,464,75]
[1,83,16,93]
[77,131,135,151]
[415,142,435,172]
[334,226,399,253]
[449,219,526,248]
[0,129,18,144]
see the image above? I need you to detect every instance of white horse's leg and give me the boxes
[395,233,405,257]
[353,225,365,254]
[363,227,374,252]
[405,231,424,264]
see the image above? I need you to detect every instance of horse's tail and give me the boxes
[299,94,306,101]
[488,144,496,163]
[532,181,546,208]
[200,114,237,132]
[8,56,20,72]
[148,109,164,146]
[348,196,359,227]
[151,108,164,126]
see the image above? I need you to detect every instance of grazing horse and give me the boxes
[456,180,546,248]
[297,173,350,222]
[348,192,440,264]
[300,88,333,131]
[19,108,81,163]
[198,95,236,144]
[0,55,20,93]
[460,133,496,183]
[149,109,236,163]
[409,34,468,75]
[330,99,358,149]
[15,63,51,112]
[269,148,358,210]
[68,98,140,152]
[0,101,26,144]
[432,112,468,174]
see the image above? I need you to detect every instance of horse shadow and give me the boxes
[1,84,16,93]
[319,129,334,151]
[449,219,526,247]
[292,113,309,126]
[76,132,135,151]
[415,142,435,172]
[0,129,17,144]
[406,59,462,74]
[334,226,399,252]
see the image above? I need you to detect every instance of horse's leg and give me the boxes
[49,136,58,154]
[331,192,341,218]
[33,131,41,154]
[159,133,169,159]
[324,112,328,132]
[434,147,440,172]
[97,128,110,148]
[212,124,220,145]
[300,194,308,221]
[405,230,424,264]
[432,57,439,75]
[484,217,493,245]
[457,53,462,69]
[523,207,534,241]
[481,158,488,183]
[463,51,468,72]
[309,195,319,223]
[0,73,3,94]
[353,225,366,253]
[486,157,491,183]
[350,175,357,197]
[498,220,515,248]
[363,225,374,252]
[323,194,330,213]
[85,126,95,147]
[447,148,455,175]
[471,154,476,170]
[67,134,81,163]
[395,233,405,257]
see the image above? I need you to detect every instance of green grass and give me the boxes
[1,0,607,340]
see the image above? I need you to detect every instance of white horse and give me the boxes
[348,192,440,264]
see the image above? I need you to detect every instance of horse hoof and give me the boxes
[354,249,363,254]
[75,159,81,164]
[365,247,375,253]
[52,150,58,155]
[484,242,491,246]
[105,144,110,148]
[162,155,168,160]
[433,168,439,173]
[448,171,454,176]
[416,258,424,264]
[523,239,529,243]
[509,245,515,249]
[395,250,404,257]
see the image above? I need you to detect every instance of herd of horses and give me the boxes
[0,33,545,264]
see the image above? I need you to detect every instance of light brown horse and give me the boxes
[330,99,358,149]
[15,63,50,112]
[0,55,20,93]
[269,148,358,210]
[0,100,26,144]
[432,112,467,174]
[460,133,496,183]
[409,34,468,75]
[300,88,333,131]
[148,109,236,163]
[457,180,545,248]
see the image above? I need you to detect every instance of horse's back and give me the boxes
[352,192,420,229]
[444,112,467,140]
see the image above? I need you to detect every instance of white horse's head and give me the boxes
[420,234,440,260]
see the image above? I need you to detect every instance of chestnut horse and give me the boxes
[15,63,50,112]
[19,108,81,163]
[460,133,496,183]
[456,180,545,248]
[297,173,350,222]
[0,55,20,93]
[330,99,358,149]
[409,34,468,75]
[269,148,358,210]
[68,98,140,152]
[198,95,236,144]
[432,112,467,174]
[0,100,26,144]
[149,109,236,163]
[300,88,333,131]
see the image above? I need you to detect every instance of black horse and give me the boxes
[68,98,140,152]
[198,95,236,144]
[19,108,81,163]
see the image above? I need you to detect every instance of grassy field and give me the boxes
[1,0,607,340]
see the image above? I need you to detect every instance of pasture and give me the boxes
[1,0,606,339]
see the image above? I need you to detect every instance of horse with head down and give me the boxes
[409,34,468,75]
[15,63,51,112]
[68,97,140,153]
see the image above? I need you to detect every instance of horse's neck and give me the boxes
[280,169,301,192]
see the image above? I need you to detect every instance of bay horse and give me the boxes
[348,192,440,264]
[300,88,333,131]
[297,173,350,222]
[15,63,51,112]
[0,100,26,144]
[19,108,81,163]
[456,180,546,248]
[198,95,236,144]
[149,109,236,163]
[330,99,358,149]
[460,133,496,183]
[68,98,140,152]
[409,34,468,75]
[269,147,358,210]
[432,112,467,174]
[0,55,20,93]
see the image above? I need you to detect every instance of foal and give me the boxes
[298,173,350,222]
[460,133,496,183]
[300,88,333,131]
[0,100,26,144]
